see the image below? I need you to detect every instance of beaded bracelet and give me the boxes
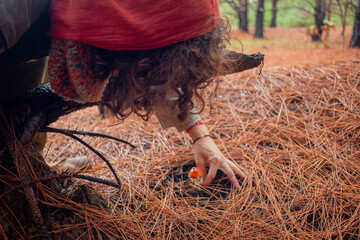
[186,120,203,133]
[192,134,212,144]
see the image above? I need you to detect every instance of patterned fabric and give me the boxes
[153,90,201,132]
[48,39,108,103]
[154,107,201,132]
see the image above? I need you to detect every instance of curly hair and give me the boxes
[91,19,231,122]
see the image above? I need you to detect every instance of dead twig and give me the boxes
[45,128,121,187]
[0,172,121,201]
[43,126,136,148]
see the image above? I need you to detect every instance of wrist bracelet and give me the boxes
[186,120,203,133]
[192,134,212,144]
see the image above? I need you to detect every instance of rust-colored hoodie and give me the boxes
[48,0,220,50]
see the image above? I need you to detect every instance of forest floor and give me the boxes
[44,27,360,239]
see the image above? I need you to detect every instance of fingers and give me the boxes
[196,160,208,184]
[222,165,241,190]
[201,158,218,186]
[228,161,247,180]
[200,157,246,190]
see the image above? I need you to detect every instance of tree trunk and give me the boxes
[336,0,351,47]
[254,0,265,38]
[327,0,333,21]
[0,123,107,239]
[0,86,108,239]
[270,0,278,28]
[239,0,249,32]
[313,0,326,41]
[350,0,360,48]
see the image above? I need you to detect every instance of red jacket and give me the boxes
[48,0,220,50]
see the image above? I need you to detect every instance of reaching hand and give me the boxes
[188,124,246,189]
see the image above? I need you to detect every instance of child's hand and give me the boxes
[188,123,246,189]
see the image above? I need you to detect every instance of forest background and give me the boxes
[220,0,356,29]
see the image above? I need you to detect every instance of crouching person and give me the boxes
[46,0,246,188]
[1,0,248,188]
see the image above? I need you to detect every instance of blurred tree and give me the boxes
[327,0,334,20]
[239,0,249,32]
[221,0,249,32]
[336,0,356,46]
[255,0,265,38]
[270,0,278,27]
[313,0,327,41]
[350,0,360,47]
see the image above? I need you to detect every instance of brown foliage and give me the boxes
[43,60,359,239]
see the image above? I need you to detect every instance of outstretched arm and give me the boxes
[153,95,246,189]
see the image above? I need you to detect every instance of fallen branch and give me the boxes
[43,126,136,148]
[46,128,121,187]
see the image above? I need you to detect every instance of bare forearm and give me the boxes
[187,124,209,141]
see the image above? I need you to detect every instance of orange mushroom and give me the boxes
[189,167,203,180]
